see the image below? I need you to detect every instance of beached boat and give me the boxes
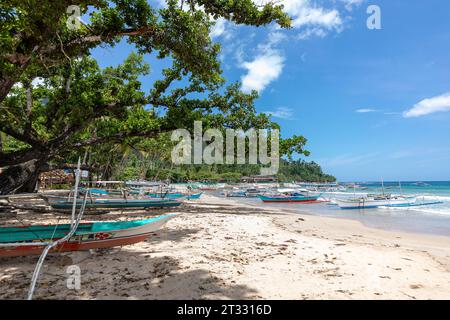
[44,196,182,210]
[226,190,247,197]
[148,192,202,200]
[186,192,202,200]
[146,192,202,200]
[147,192,185,199]
[335,195,416,209]
[244,188,266,198]
[258,194,321,203]
[0,214,176,257]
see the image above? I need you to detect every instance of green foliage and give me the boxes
[0,1,334,194]
[109,141,335,183]
[0,134,29,153]
[280,135,310,160]
[0,0,290,98]
[0,1,294,171]
[278,159,336,182]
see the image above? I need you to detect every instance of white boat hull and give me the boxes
[336,197,416,209]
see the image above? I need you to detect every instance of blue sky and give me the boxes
[92,0,450,181]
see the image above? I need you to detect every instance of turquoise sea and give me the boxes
[234,181,450,237]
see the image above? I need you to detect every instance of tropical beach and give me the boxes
[1,190,449,300]
[1,0,450,303]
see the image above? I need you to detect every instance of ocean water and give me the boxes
[233,181,450,237]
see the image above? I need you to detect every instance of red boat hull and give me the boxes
[0,233,151,257]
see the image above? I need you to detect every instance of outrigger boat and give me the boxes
[44,196,182,210]
[258,189,321,203]
[147,192,184,199]
[146,192,202,200]
[258,194,321,203]
[226,190,247,198]
[335,195,416,209]
[186,192,202,200]
[244,188,267,198]
[40,187,184,210]
[0,214,176,257]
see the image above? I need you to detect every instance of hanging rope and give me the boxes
[27,158,87,300]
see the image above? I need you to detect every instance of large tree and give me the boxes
[0,0,308,194]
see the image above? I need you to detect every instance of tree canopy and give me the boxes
[0,1,333,194]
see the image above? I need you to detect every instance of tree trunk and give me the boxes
[0,159,43,195]
[0,158,93,195]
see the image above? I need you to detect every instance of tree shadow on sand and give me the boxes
[145,227,202,245]
[0,249,259,300]
[182,203,287,216]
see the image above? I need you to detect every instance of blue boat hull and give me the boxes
[49,199,182,210]
[147,192,202,200]
[187,193,202,200]
[147,193,184,199]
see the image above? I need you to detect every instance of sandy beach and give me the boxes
[1,194,449,300]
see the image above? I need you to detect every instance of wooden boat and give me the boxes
[45,196,182,210]
[226,190,247,197]
[186,193,202,200]
[0,214,176,257]
[147,192,202,200]
[335,195,416,209]
[147,192,185,199]
[244,188,266,198]
[258,194,321,203]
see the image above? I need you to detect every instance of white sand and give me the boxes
[1,194,449,299]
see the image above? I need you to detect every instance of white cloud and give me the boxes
[403,92,450,118]
[210,18,233,40]
[267,31,288,45]
[297,27,327,40]
[210,18,226,38]
[31,77,44,87]
[355,108,377,113]
[162,0,347,41]
[240,50,284,93]
[340,0,364,11]
[264,107,295,119]
[280,0,343,32]
[251,0,344,38]
[12,82,23,89]
[231,1,356,92]
[240,31,286,93]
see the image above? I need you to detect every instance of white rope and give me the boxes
[27,158,87,300]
